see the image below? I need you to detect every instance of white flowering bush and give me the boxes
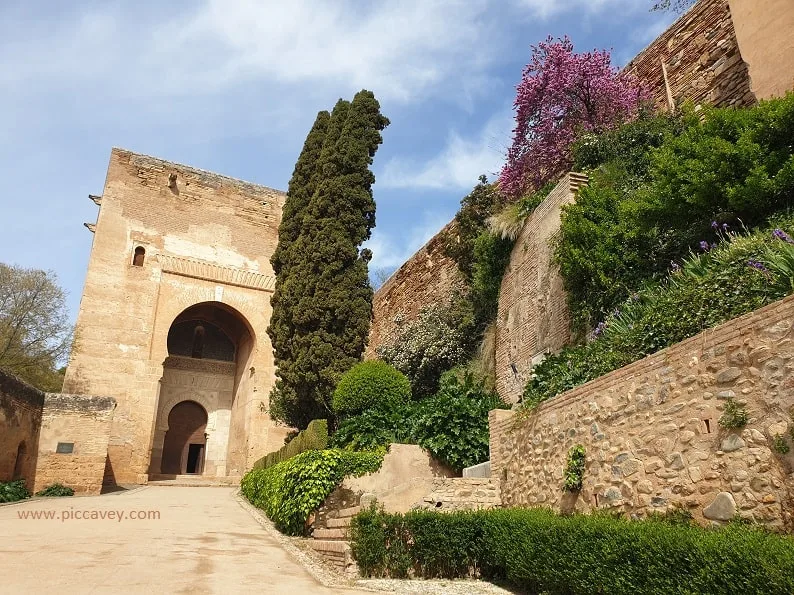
[377,303,469,399]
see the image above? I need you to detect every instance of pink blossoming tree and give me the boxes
[499,36,647,198]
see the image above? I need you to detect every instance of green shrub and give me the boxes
[719,399,750,429]
[524,221,794,408]
[560,96,794,331]
[0,479,30,503]
[377,299,474,399]
[563,445,586,492]
[331,370,507,472]
[330,401,417,451]
[332,360,410,416]
[412,370,509,471]
[443,176,507,282]
[35,483,74,497]
[772,434,790,455]
[252,419,328,470]
[241,448,383,535]
[350,507,794,594]
[469,231,513,327]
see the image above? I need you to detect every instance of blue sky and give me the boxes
[0,0,676,324]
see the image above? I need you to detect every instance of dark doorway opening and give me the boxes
[186,444,204,474]
[161,401,208,475]
[13,442,26,480]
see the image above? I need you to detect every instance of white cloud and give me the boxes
[379,109,511,190]
[512,0,644,20]
[0,0,498,104]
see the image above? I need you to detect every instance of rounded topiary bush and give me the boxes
[333,360,411,416]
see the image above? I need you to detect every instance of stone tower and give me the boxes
[64,148,287,485]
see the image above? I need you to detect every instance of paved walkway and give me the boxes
[0,486,372,594]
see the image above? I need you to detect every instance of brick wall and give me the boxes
[625,0,755,110]
[490,295,794,530]
[365,221,466,358]
[495,173,588,403]
[0,369,44,488]
[34,394,116,495]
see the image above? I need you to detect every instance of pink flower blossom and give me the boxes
[499,36,648,198]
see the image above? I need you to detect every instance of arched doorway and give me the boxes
[161,401,208,474]
[149,301,256,478]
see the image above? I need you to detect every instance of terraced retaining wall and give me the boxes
[490,294,794,530]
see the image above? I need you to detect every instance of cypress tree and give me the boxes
[270,110,330,276]
[268,91,388,428]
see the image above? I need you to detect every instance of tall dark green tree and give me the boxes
[268,91,389,428]
[270,110,331,276]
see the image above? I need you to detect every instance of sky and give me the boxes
[0,0,677,325]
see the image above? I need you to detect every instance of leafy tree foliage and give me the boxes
[558,96,794,331]
[651,0,695,12]
[499,36,645,198]
[331,369,508,472]
[332,360,410,416]
[443,176,506,281]
[411,370,508,471]
[268,91,389,428]
[0,263,71,391]
[526,218,794,408]
[469,232,513,325]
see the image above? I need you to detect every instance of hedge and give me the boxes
[251,419,328,471]
[350,507,794,594]
[241,448,383,535]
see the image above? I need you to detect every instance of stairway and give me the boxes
[307,504,359,575]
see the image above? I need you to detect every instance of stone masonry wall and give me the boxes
[415,478,502,512]
[34,394,116,495]
[490,295,794,530]
[625,0,755,111]
[495,173,589,404]
[0,369,44,488]
[365,221,466,358]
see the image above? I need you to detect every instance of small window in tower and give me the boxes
[132,246,146,267]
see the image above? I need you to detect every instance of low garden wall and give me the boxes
[34,393,116,495]
[0,369,44,488]
[0,368,116,495]
[490,294,794,530]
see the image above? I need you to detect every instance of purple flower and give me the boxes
[773,229,794,244]
[747,259,769,274]
[699,241,710,251]
[593,321,606,338]
[722,223,729,232]
[711,221,718,230]
[711,243,718,250]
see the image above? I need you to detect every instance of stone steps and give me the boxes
[325,517,351,529]
[312,527,348,541]
[147,475,241,487]
[335,505,361,518]
[306,540,355,574]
